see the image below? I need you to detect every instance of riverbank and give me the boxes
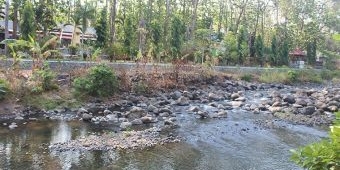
[0,63,339,151]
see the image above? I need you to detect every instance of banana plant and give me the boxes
[2,35,59,71]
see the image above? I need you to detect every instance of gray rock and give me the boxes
[169,117,177,122]
[254,93,263,98]
[301,106,316,115]
[147,105,158,112]
[159,112,170,117]
[292,104,303,108]
[159,108,172,114]
[295,99,307,106]
[188,106,200,112]
[283,95,296,104]
[120,122,132,130]
[328,101,340,107]
[231,101,244,108]
[126,107,147,119]
[137,103,148,108]
[272,101,281,107]
[171,90,182,100]
[268,106,282,113]
[217,110,228,118]
[235,97,246,102]
[250,104,257,110]
[103,109,112,115]
[217,104,225,109]
[8,123,18,129]
[131,119,143,125]
[106,114,117,121]
[14,116,24,120]
[208,93,221,101]
[231,93,240,100]
[208,102,218,107]
[270,91,281,98]
[78,108,88,114]
[164,119,175,126]
[140,116,154,123]
[176,97,190,106]
[82,113,93,121]
[197,111,209,119]
[328,106,338,112]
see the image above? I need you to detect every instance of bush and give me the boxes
[291,112,340,170]
[73,64,118,97]
[240,74,253,82]
[69,45,78,55]
[287,70,298,82]
[104,43,126,62]
[0,79,9,100]
[29,64,58,93]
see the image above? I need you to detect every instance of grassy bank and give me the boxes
[0,63,339,112]
[238,69,340,84]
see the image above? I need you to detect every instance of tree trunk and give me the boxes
[110,0,117,43]
[12,2,19,39]
[164,0,171,49]
[189,0,199,40]
[235,0,249,32]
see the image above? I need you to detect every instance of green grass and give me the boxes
[22,92,81,110]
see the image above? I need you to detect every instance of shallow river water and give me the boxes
[0,107,327,170]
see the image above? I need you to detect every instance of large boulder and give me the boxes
[171,90,182,100]
[176,97,190,106]
[82,113,93,121]
[231,93,240,100]
[283,95,296,104]
[295,98,308,107]
[300,106,316,115]
[126,107,147,119]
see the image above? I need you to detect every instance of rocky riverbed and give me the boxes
[1,79,339,151]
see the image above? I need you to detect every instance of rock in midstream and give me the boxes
[49,127,180,151]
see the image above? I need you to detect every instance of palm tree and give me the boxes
[71,1,95,46]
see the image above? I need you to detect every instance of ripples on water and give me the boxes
[0,109,327,170]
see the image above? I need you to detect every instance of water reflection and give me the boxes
[51,121,72,143]
[0,114,328,170]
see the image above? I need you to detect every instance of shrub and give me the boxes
[0,79,9,100]
[259,70,290,83]
[287,70,298,82]
[69,45,78,55]
[29,64,58,93]
[291,112,340,170]
[240,74,253,82]
[73,64,118,97]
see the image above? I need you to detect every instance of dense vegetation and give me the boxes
[73,64,118,97]
[0,0,339,67]
[291,112,340,170]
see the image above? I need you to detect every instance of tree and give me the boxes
[271,35,278,66]
[255,35,264,66]
[20,1,36,41]
[224,31,238,65]
[237,26,248,65]
[95,7,108,48]
[170,16,185,58]
[72,1,95,45]
[35,0,55,35]
[123,16,135,59]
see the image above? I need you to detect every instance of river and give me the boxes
[0,106,327,170]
